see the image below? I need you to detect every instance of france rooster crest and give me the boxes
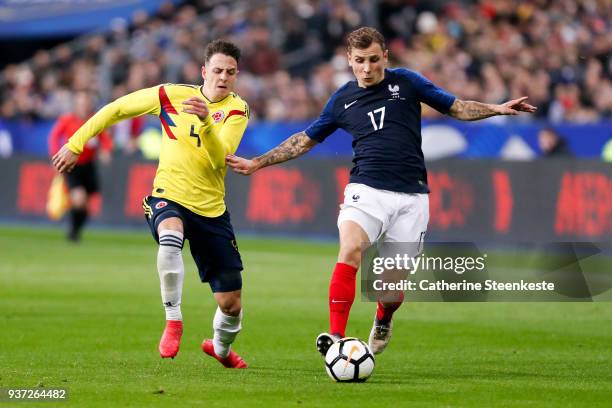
[388,84,400,99]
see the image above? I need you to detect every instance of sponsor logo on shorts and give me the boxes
[231,239,239,251]
[212,110,225,123]
[352,194,360,202]
[155,201,168,209]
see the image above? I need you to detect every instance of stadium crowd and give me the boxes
[1,0,610,123]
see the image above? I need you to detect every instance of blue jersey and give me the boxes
[305,68,456,193]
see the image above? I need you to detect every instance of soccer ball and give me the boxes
[324,338,375,382]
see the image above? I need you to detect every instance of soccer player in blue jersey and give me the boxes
[226,27,536,356]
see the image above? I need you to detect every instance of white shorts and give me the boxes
[337,183,429,245]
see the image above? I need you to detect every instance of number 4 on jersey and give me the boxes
[190,124,201,147]
[367,107,385,131]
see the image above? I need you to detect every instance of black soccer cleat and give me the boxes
[316,332,340,357]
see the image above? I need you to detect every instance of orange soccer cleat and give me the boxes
[201,339,248,368]
[159,320,183,358]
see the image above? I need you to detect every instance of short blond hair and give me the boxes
[347,27,386,52]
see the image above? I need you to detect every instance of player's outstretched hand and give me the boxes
[225,154,259,175]
[182,97,209,121]
[52,145,79,173]
[498,97,537,115]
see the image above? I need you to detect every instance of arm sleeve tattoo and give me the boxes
[254,131,318,169]
[449,99,499,121]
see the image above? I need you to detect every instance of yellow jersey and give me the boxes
[66,84,249,217]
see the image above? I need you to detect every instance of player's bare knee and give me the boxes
[157,230,184,271]
[219,301,241,316]
[337,241,362,268]
[337,220,369,267]
[215,292,241,316]
[70,188,87,208]
[157,217,184,235]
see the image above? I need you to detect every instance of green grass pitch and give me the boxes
[1,226,611,407]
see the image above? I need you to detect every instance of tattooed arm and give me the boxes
[225,131,318,175]
[449,97,536,121]
[254,132,317,168]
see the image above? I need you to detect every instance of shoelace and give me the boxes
[374,325,390,339]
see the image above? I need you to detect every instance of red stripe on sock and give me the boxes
[329,262,358,337]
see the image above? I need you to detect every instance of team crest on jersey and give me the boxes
[212,110,225,123]
[155,201,168,209]
[388,84,401,99]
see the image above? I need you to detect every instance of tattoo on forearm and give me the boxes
[255,132,316,168]
[450,100,497,121]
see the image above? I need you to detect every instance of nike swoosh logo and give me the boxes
[331,299,348,303]
[344,100,358,109]
[344,345,360,368]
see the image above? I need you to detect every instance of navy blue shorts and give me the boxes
[142,196,243,293]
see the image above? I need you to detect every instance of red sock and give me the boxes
[376,292,405,324]
[328,262,358,337]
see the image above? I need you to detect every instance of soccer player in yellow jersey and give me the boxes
[52,40,249,368]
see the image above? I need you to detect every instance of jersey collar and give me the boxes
[199,85,233,105]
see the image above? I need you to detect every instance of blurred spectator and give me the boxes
[48,91,112,241]
[538,128,573,158]
[602,137,612,162]
[0,0,610,122]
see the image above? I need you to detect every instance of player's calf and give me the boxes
[328,262,358,337]
[157,230,185,358]
[157,230,185,321]
[211,306,242,358]
[200,302,246,366]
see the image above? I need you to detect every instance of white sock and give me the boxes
[212,307,242,358]
[157,230,184,321]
